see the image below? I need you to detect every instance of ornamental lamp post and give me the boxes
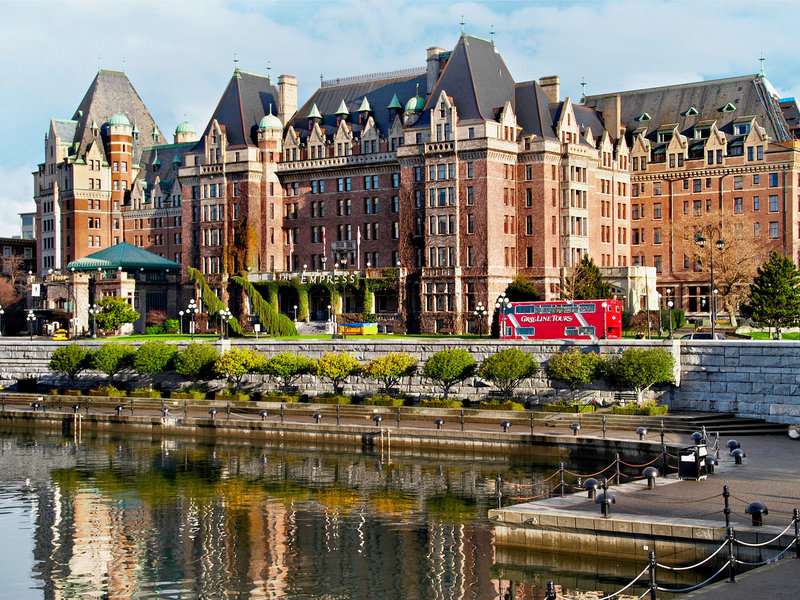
[88,303,99,339]
[293,304,298,322]
[219,307,233,339]
[0,303,4,336]
[474,301,488,337]
[667,299,674,339]
[656,293,663,337]
[26,309,35,340]
[697,232,725,339]
[187,299,199,341]
[178,310,184,335]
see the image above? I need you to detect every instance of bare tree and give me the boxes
[687,216,758,327]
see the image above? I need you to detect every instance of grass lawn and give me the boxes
[742,331,800,340]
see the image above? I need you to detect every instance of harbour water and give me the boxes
[0,429,686,599]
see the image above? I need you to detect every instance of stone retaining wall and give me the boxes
[3,338,798,423]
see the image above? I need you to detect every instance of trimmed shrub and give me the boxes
[261,352,313,393]
[365,394,405,407]
[363,353,418,391]
[129,388,161,398]
[48,343,93,388]
[420,398,463,409]
[215,389,251,402]
[311,394,352,405]
[545,349,602,401]
[422,349,477,399]
[134,340,177,389]
[612,404,668,416]
[478,400,525,411]
[260,394,300,403]
[479,348,538,399]
[175,342,219,384]
[214,348,264,392]
[604,348,675,403]
[170,391,207,400]
[92,342,136,385]
[542,401,596,413]
[312,352,362,395]
[88,384,126,397]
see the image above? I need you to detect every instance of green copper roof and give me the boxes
[67,242,181,271]
[404,84,425,112]
[258,103,283,131]
[335,99,350,116]
[358,97,372,112]
[152,149,161,168]
[172,152,181,166]
[175,119,195,135]
[386,93,403,110]
[109,112,131,127]
[307,103,323,119]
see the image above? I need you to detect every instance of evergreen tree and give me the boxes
[742,251,800,338]
[504,275,541,302]
[562,255,612,300]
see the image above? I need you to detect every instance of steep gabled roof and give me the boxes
[200,69,280,148]
[288,73,425,141]
[414,35,515,127]
[515,81,557,139]
[135,142,196,198]
[67,242,180,271]
[70,70,163,161]
[584,74,794,143]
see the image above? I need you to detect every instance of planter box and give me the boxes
[63,390,82,397]
[542,403,596,413]
[612,405,668,416]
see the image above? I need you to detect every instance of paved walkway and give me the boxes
[684,557,800,599]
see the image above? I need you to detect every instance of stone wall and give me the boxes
[4,338,799,424]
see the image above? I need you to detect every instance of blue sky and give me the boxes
[2,0,800,237]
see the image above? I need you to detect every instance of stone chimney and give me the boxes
[539,76,560,103]
[427,47,446,96]
[606,94,622,141]
[278,75,298,126]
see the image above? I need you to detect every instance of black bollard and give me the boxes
[434,418,444,430]
[396,406,401,429]
[209,408,218,421]
[259,409,268,421]
[501,420,511,433]
[115,404,123,416]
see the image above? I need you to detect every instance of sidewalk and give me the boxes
[684,558,800,599]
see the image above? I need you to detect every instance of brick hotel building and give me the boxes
[33,34,800,333]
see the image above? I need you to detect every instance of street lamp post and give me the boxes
[179,310,184,335]
[187,299,199,341]
[656,293,663,337]
[26,309,35,340]
[218,307,233,339]
[0,303,4,336]
[474,301,487,337]
[339,258,348,339]
[293,304,298,322]
[88,303,99,338]
[697,231,725,339]
[495,293,510,338]
[667,299,674,339]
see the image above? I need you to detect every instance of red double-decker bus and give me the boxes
[498,299,623,340]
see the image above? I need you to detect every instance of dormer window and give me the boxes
[686,107,699,116]
[639,113,651,122]
[735,123,750,135]
[657,131,673,144]
[694,127,710,140]
[722,103,737,113]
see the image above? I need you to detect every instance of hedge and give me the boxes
[612,404,668,416]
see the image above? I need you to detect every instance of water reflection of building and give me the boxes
[24,440,507,598]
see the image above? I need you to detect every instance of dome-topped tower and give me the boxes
[404,84,426,113]
[174,118,197,143]
[258,103,283,131]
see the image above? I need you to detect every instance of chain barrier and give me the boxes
[656,539,730,571]
[734,539,797,566]
[654,561,732,594]
[732,519,797,547]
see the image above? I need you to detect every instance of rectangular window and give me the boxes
[734,176,742,190]
[754,196,760,210]
[526,215,532,236]
[734,197,743,213]
[654,255,662,273]
[653,203,662,219]
[770,195,779,212]
[693,179,701,193]
[770,221,779,238]
[754,222,760,237]
[654,228,662,244]
[467,186,474,205]
[392,173,399,187]
[683,200,689,214]
[467,162,473,178]
[468,214,474,234]
[770,173,778,187]
[753,174,759,185]
[693,200,702,216]
[758,146,764,160]
[392,196,399,213]
[748,146,754,161]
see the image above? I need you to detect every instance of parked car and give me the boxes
[680,332,726,340]
[52,329,70,341]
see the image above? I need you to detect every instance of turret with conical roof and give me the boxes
[259,103,283,132]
